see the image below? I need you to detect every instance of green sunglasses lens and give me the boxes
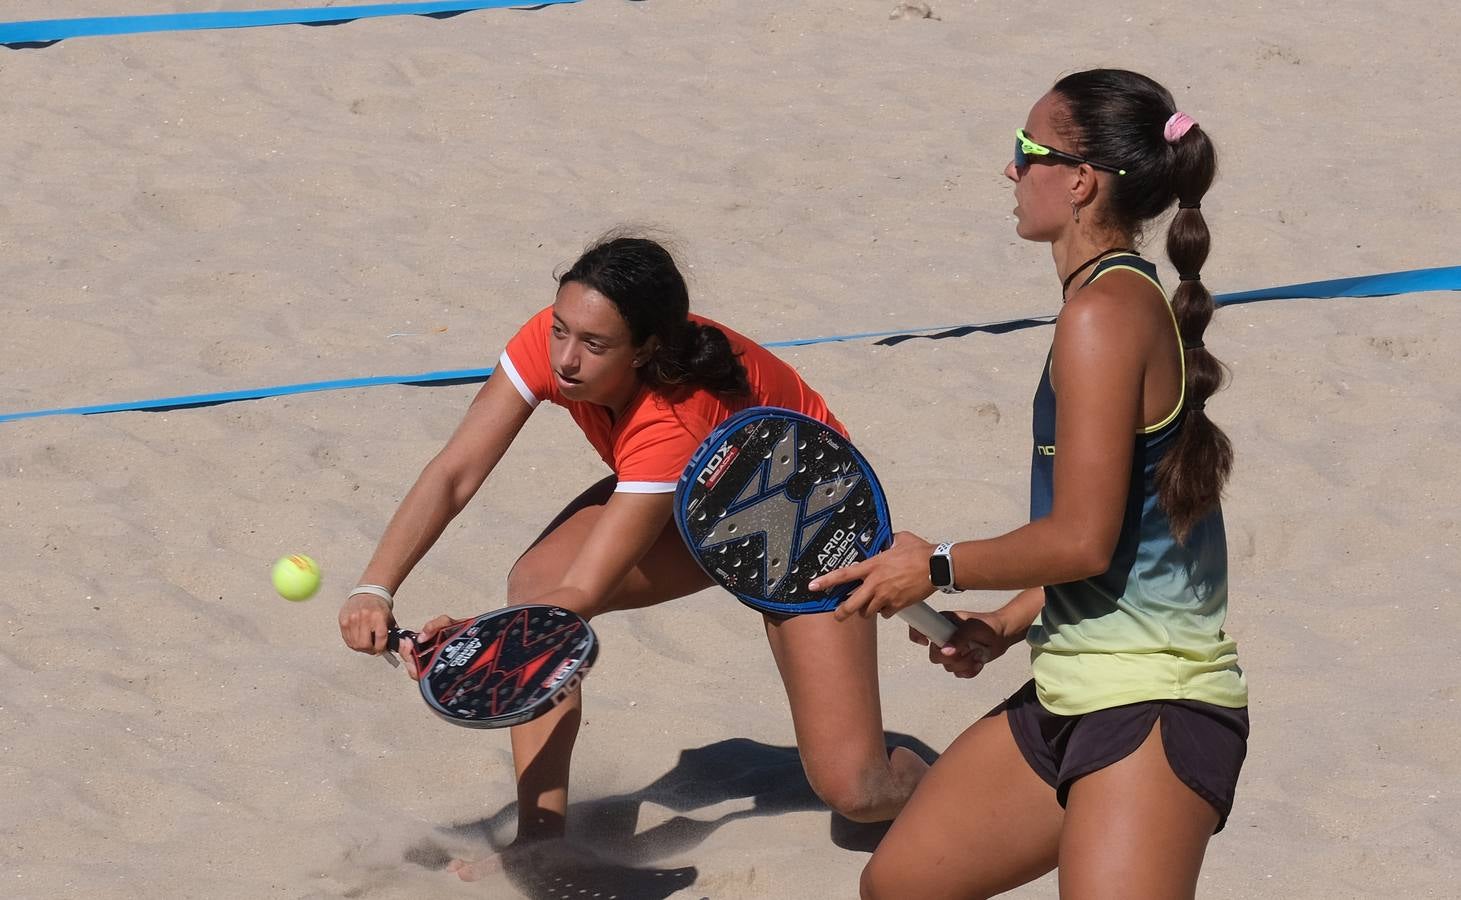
[1015,130,1042,168]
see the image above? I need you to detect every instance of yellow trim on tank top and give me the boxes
[1085,263,1186,434]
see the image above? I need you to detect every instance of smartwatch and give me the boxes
[929,542,960,594]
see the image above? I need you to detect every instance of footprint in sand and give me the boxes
[1364,335,1431,361]
[890,2,940,20]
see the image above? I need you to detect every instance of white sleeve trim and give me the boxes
[614,480,678,494]
[498,352,541,408]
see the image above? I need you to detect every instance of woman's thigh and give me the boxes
[1058,721,1218,900]
[861,711,1064,900]
[762,613,890,792]
[508,476,713,614]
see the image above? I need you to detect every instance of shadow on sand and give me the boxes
[406,732,937,899]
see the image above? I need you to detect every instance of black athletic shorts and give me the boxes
[990,679,1249,832]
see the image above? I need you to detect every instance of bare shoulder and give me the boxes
[1051,270,1168,390]
[1058,268,1169,343]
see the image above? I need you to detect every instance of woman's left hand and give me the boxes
[400,614,466,679]
[811,531,938,621]
[912,611,1008,678]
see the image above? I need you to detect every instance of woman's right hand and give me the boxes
[909,611,1010,679]
[338,593,394,656]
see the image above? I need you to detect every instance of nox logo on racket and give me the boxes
[695,440,741,489]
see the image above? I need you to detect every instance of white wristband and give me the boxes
[349,584,394,610]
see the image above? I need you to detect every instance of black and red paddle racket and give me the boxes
[675,407,956,645]
[384,605,598,728]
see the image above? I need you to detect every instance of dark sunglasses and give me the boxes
[1015,129,1126,175]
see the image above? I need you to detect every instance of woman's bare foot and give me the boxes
[447,836,580,883]
[446,855,499,883]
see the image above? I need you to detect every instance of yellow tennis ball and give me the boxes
[272,554,321,601]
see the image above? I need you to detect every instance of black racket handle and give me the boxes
[385,627,416,653]
[382,627,417,669]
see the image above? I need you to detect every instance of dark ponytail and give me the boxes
[1052,70,1232,540]
[651,319,750,396]
[1157,126,1232,542]
[558,231,749,399]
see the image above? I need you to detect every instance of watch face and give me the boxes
[929,554,954,587]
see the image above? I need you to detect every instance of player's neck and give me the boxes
[1053,233,1134,299]
[599,378,644,423]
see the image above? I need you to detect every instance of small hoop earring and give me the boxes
[1071,202,1081,222]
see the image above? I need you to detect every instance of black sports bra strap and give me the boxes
[1062,248,1139,297]
[1081,252,1157,291]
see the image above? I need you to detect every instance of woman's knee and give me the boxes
[507,476,615,605]
[804,758,888,823]
[859,857,890,900]
[505,559,607,619]
[863,853,995,900]
[505,553,556,605]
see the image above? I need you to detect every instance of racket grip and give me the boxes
[896,603,957,646]
[381,627,414,669]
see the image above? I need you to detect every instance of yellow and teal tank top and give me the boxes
[1027,253,1247,715]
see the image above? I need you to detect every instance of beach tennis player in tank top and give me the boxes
[337,234,927,880]
[813,70,1249,898]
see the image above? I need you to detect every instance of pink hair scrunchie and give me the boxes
[1164,112,1197,144]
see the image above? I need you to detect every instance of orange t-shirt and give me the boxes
[498,307,844,493]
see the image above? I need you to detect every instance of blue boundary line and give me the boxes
[0,1,580,47]
[1,266,1457,424]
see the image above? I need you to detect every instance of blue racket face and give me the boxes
[675,407,893,615]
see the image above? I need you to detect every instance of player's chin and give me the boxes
[1012,214,1042,242]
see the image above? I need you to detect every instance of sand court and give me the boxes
[3,2,1459,898]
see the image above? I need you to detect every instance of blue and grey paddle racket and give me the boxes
[675,407,955,644]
